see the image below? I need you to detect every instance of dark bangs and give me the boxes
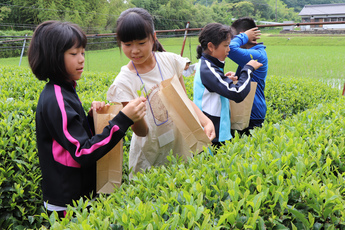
[218,25,231,46]
[59,23,87,53]
[53,22,87,82]
[116,12,153,43]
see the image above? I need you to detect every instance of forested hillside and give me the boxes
[0,0,303,33]
[0,0,342,34]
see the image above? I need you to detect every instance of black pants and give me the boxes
[47,209,67,219]
[231,119,264,137]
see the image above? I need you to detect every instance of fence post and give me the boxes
[19,34,27,66]
[180,22,190,57]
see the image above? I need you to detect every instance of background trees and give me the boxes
[0,0,341,33]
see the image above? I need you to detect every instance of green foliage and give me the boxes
[0,66,129,229]
[194,0,299,22]
[0,66,47,229]
[2,0,126,34]
[0,30,33,37]
[1,59,344,229]
[264,75,341,124]
[1,0,301,35]
[183,74,341,126]
[0,30,33,58]
[44,97,345,229]
[209,3,233,26]
[232,1,255,19]
[0,6,11,22]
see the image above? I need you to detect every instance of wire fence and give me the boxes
[0,30,201,60]
[1,21,345,61]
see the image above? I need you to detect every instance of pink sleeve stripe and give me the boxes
[52,139,81,168]
[54,85,120,158]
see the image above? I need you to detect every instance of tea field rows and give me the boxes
[1,61,344,229]
[1,29,345,230]
[1,34,345,81]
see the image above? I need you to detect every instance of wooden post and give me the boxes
[180,22,190,57]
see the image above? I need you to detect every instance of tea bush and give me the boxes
[264,75,341,124]
[44,98,345,229]
[0,65,342,229]
[183,75,341,125]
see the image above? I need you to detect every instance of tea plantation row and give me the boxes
[0,65,343,229]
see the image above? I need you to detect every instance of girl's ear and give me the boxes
[153,31,157,41]
[207,42,215,52]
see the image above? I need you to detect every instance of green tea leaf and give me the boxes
[288,207,309,228]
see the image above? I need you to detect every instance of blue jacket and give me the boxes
[228,33,268,121]
[193,53,254,143]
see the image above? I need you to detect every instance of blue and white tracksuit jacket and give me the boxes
[193,53,254,143]
[228,33,268,125]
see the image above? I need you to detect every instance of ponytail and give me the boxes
[153,39,166,52]
[196,45,203,59]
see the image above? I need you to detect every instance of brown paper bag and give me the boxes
[93,104,123,194]
[229,81,257,131]
[158,75,211,153]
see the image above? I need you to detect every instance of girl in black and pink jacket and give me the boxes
[28,20,146,218]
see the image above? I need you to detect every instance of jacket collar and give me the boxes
[252,42,266,49]
[201,53,225,69]
[49,79,77,92]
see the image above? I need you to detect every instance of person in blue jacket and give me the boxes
[193,23,262,148]
[228,17,268,136]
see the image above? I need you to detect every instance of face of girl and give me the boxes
[64,45,85,81]
[121,36,155,67]
[209,37,231,62]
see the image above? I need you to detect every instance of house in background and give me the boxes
[299,3,345,31]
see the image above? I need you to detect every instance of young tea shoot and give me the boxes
[137,84,152,98]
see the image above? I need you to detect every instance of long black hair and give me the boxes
[116,8,165,52]
[28,20,87,82]
[196,23,231,59]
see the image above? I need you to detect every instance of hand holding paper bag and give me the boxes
[93,104,124,194]
[92,99,147,193]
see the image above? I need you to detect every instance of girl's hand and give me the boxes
[203,119,216,141]
[245,27,261,44]
[246,59,263,70]
[225,71,238,81]
[190,99,216,141]
[89,101,109,117]
[91,101,108,111]
[121,97,147,123]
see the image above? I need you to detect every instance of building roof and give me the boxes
[299,3,345,16]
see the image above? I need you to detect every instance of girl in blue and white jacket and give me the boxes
[193,23,262,147]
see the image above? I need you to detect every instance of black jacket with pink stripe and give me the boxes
[35,80,133,207]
